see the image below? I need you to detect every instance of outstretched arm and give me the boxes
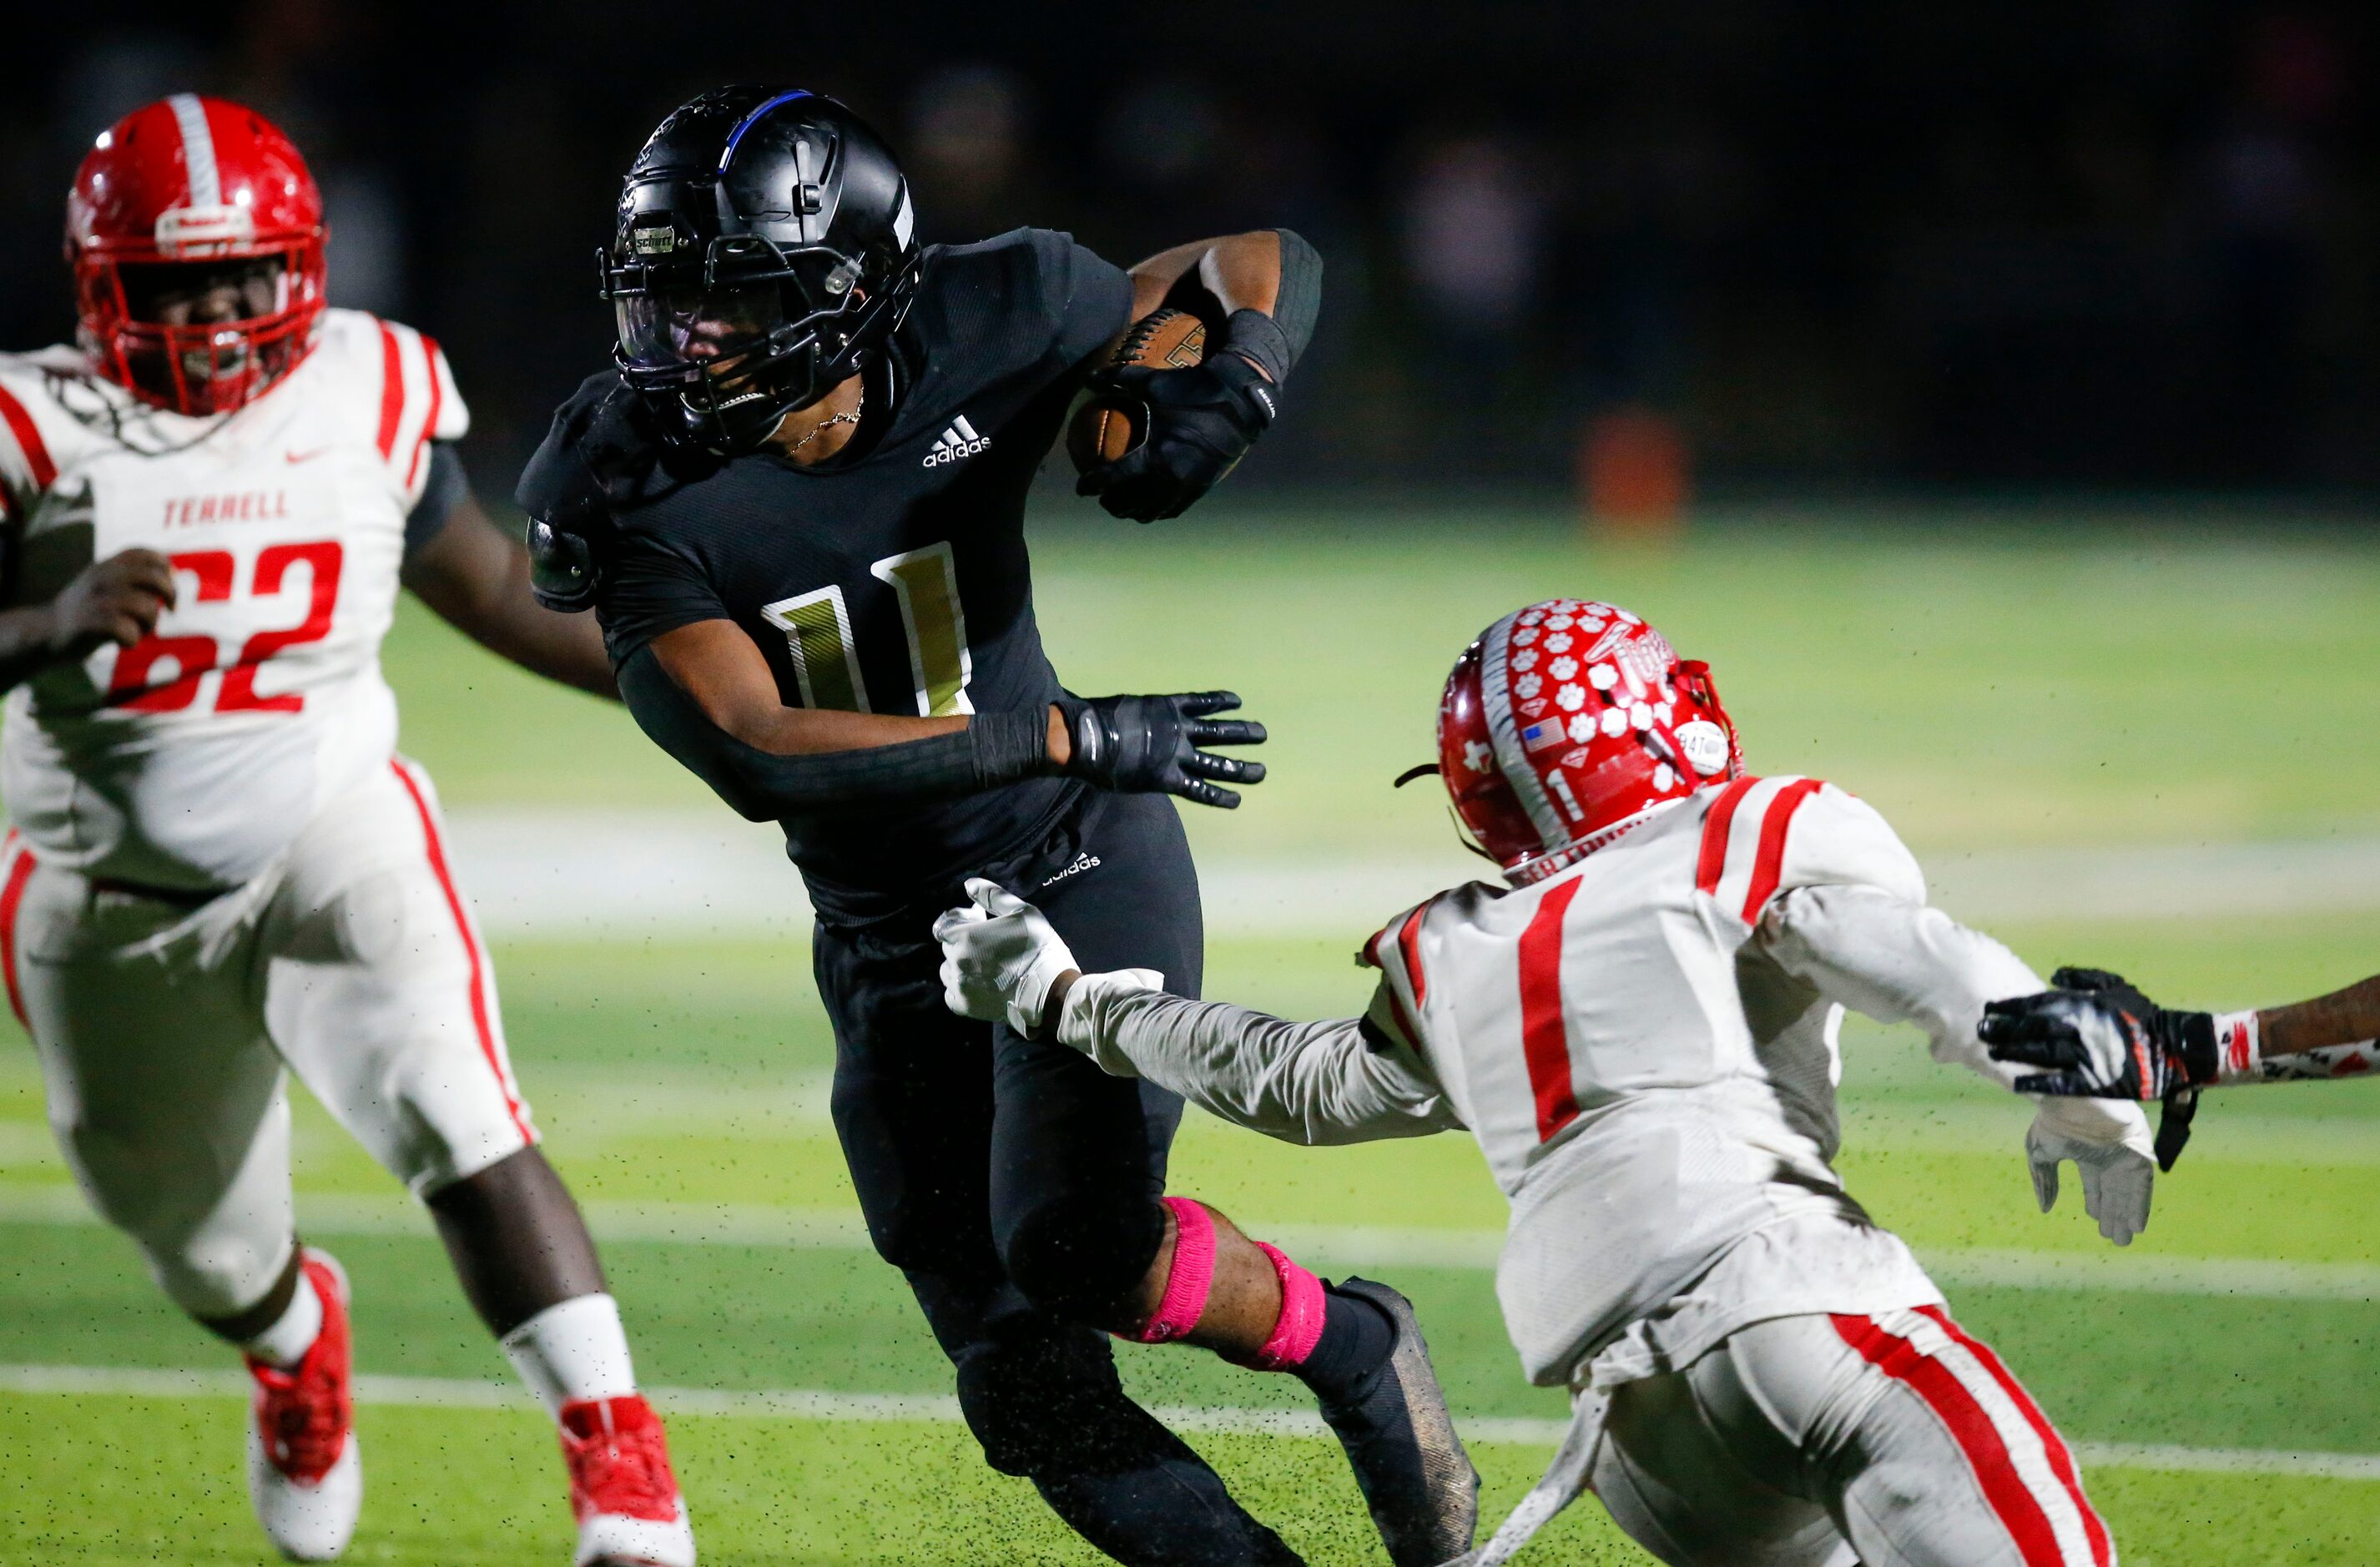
[1757,882,2156,1244]
[2258,973,2380,1061]
[621,622,1265,820]
[1058,976,1460,1146]
[936,879,1459,1145]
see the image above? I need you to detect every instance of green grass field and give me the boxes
[3,504,2377,1564]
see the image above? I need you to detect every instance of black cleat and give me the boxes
[1314,1279,1480,1566]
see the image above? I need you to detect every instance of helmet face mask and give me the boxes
[103,254,307,411]
[598,86,922,455]
[68,96,326,416]
[608,249,880,450]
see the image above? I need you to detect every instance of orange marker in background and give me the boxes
[1579,405,1690,535]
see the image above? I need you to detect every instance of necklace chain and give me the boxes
[784,382,865,456]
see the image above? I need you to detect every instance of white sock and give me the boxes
[243,1268,324,1370]
[501,1293,638,1418]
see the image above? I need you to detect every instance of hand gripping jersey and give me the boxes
[0,309,465,889]
[1062,776,2153,1388]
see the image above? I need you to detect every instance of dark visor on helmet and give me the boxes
[608,247,864,372]
[613,283,789,372]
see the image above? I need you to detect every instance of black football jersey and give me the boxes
[518,228,1134,919]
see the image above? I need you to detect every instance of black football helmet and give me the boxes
[599,86,922,453]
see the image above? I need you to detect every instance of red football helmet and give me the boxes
[1436,599,1743,884]
[66,94,326,415]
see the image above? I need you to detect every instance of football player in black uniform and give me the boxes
[521,88,1479,1567]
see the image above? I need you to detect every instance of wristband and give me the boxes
[1218,309,1294,387]
[2208,1010,2261,1085]
[968,707,1056,788]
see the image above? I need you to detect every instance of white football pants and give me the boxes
[1589,1306,2114,1567]
[2,757,535,1318]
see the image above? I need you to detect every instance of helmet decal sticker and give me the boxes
[1436,598,1743,885]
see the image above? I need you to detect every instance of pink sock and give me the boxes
[1248,1242,1329,1371]
[1126,1197,1217,1344]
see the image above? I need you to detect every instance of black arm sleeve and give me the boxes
[401,442,470,564]
[1268,227,1323,364]
[615,647,1052,821]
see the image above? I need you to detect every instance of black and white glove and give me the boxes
[1984,989,2186,1099]
[1057,692,1267,809]
[1982,967,2216,1171]
[1076,355,1279,522]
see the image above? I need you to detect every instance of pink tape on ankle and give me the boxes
[1130,1197,1217,1344]
[1250,1242,1328,1371]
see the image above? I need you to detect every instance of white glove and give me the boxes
[2025,1096,2156,1246]
[933,877,1080,1036]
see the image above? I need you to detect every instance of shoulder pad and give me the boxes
[1695,777,1924,925]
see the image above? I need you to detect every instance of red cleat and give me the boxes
[559,1393,695,1566]
[244,1248,361,1560]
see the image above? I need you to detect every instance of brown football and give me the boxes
[1066,307,1208,472]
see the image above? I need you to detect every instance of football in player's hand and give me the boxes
[1066,308,1207,471]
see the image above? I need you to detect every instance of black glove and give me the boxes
[1979,966,2213,1171]
[1058,692,1268,809]
[1076,354,1278,522]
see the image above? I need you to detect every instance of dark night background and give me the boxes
[5,1,2374,501]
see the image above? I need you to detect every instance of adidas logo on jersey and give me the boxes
[923,416,991,467]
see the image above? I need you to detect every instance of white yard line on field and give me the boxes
[437,809,2380,938]
[1,1186,2371,1300]
[3,1362,2375,1481]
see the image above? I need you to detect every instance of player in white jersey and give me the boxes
[0,97,693,1566]
[938,597,2160,1567]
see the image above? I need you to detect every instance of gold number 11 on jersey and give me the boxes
[759,541,975,717]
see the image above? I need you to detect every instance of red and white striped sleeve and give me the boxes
[1693,775,1926,925]
[366,318,472,509]
[0,367,62,533]
[1357,897,1436,1051]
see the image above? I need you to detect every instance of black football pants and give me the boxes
[815,789,1301,1566]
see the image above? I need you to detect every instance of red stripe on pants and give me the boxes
[1918,1307,2111,1566]
[1693,777,1759,894]
[1831,1313,2072,1566]
[0,834,33,1028]
[1740,778,1823,923]
[1518,876,1583,1141]
[388,761,530,1141]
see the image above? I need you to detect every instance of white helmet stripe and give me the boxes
[1480,612,1569,849]
[167,93,221,208]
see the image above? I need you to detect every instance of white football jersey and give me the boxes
[0,309,466,889]
[1359,777,1947,1383]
